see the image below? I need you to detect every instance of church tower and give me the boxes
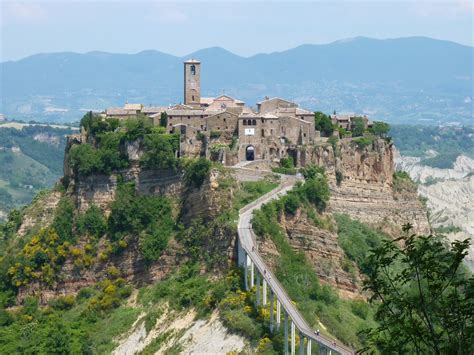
[184,59,201,107]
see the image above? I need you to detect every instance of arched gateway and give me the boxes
[246,145,255,161]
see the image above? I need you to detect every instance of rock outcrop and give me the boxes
[304,138,430,235]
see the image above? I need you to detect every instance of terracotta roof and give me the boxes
[200,97,215,105]
[124,103,142,111]
[166,110,220,116]
[142,106,167,114]
[106,107,130,115]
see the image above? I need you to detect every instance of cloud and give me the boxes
[1,2,48,25]
[152,4,189,24]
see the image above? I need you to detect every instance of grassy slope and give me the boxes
[0,175,281,353]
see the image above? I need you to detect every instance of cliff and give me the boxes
[304,138,430,236]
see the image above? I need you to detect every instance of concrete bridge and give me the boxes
[237,174,354,355]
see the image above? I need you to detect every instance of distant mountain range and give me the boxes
[1,37,472,124]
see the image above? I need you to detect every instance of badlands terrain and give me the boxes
[396,153,474,270]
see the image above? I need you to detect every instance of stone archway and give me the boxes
[246,145,255,161]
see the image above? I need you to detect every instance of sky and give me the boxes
[0,0,472,62]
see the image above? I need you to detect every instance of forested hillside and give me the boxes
[391,125,474,168]
[0,125,75,220]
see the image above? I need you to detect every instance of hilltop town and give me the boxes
[103,59,375,165]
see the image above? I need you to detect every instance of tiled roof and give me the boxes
[124,103,142,111]
[106,107,130,115]
[166,110,221,116]
[200,97,215,105]
[142,106,167,114]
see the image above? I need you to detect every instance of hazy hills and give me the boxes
[1,37,472,124]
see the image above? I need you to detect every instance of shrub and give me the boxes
[335,214,387,275]
[107,183,175,262]
[283,194,300,215]
[77,205,106,238]
[350,300,369,320]
[392,171,417,193]
[210,131,222,139]
[141,132,179,169]
[49,295,76,310]
[315,112,334,137]
[183,158,211,187]
[353,137,373,149]
[272,157,297,175]
[52,197,75,243]
[159,112,168,127]
[301,164,325,180]
[351,117,366,137]
[370,121,390,137]
[335,170,344,186]
[80,112,119,137]
[300,174,330,212]
[123,115,153,141]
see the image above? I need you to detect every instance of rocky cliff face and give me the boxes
[303,138,430,236]
[16,137,237,303]
[259,210,362,299]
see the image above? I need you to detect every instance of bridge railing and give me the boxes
[237,175,354,355]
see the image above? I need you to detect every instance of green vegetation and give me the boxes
[183,158,212,187]
[0,275,136,354]
[335,170,344,186]
[392,171,418,193]
[0,123,74,219]
[314,111,334,137]
[390,125,474,168]
[352,117,366,137]
[421,151,462,169]
[434,224,462,235]
[369,121,390,137]
[69,113,180,176]
[77,205,107,239]
[352,136,374,149]
[252,183,377,349]
[272,157,297,175]
[141,131,180,169]
[108,183,175,264]
[159,112,168,128]
[335,214,387,275]
[362,224,473,354]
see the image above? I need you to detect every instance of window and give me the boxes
[252,119,257,125]
[192,95,195,101]
[223,118,226,122]
[188,116,191,119]
[243,120,247,126]
[261,129,265,137]
[191,65,196,75]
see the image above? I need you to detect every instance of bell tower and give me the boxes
[184,59,201,107]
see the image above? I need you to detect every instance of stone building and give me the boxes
[105,59,327,165]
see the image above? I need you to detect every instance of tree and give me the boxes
[314,112,334,137]
[160,112,168,128]
[351,117,365,137]
[371,121,390,137]
[183,158,211,187]
[77,205,106,238]
[362,224,473,354]
[141,133,179,169]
